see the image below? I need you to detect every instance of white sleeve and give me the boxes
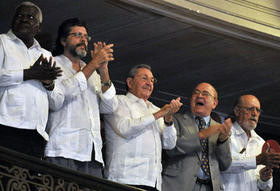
[0,38,23,86]
[48,71,87,111]
[161,122,177,149]
[99,83,118,114]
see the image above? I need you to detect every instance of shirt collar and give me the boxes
[7,30,40,48]
[192,114,210,125]
[57,55,86,72]
[203,116,210,125]
[58,54,73,68]
[126,92,152,107]
[233,121,258,138]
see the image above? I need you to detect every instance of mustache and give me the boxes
[76,43,88,50]
[249,117,257,122]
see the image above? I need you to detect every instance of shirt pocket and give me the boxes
[2,87,25,117]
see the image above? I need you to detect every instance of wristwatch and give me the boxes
[101,80,112,87]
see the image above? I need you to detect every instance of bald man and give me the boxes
[221,95,280,191]
[162,82,232,191]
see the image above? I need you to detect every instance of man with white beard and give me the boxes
[44,18,118,177]
[221,95,280,191]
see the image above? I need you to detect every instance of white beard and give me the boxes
[76,48,87,58]
[242,120,257,132]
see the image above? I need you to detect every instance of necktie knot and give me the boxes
[196,117,206,130]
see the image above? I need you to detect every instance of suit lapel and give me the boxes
[183,114,198,135]
[208,118,219,154]
[182,114,201,159]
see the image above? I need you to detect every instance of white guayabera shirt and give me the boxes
[221,121,273,191]
[0,30,52,141]
[45,55,118,164]
[104,92,177,191]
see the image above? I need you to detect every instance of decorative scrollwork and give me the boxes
[0,165,65,191]
[0,163,97,191]
[0,150,135,191]
[41,174,53,187]
[7,179,31,191]
[67,183,79,191]
[54,178,66,191]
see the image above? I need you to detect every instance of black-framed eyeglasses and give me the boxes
[69,32,91,41]
[193,89,215,98]
[238,105,263,114]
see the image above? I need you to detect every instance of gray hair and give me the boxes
[127,64,152,78]
[16,1,43,23]
[126,64,154,92]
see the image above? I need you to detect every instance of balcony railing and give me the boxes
[0,146,143,191]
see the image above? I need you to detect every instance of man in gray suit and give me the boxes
[162,82,232,191]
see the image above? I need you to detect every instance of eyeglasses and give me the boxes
[193,89,215,98]
[133,75,157,84]
[238,105,263,114]
[69,32,91,41]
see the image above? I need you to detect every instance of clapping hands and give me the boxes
[24,54,62,81]
[153,97,183,121]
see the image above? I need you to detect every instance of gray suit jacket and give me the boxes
[162,113,232,191]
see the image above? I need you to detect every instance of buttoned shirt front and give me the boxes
[221,121,273,191]
[0,30,52,140]
[45,55,117,164]
[104,92,177,191]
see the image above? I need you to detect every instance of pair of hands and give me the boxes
[89,41,114,74]
[260,166,273,182]
[154,97,183,122]
[24,54,62,83]
[25,41,113,86]
[257,150,280,168]
[257,144,280,181]
[198,118,232,142]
